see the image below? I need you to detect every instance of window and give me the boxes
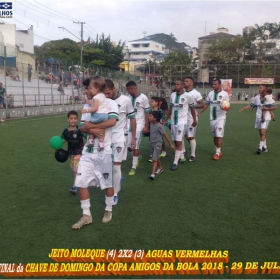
[142,44,150,48]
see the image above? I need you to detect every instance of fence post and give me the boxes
[51,67,53,108]
[22,63,25,108]
[44,95,45,106]
[38,72,40,107]
[4,46,7,117]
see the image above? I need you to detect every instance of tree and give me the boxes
[160,50,194,82]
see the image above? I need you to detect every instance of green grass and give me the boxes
[0,105,279,279]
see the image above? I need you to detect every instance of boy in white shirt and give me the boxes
[81,77,109,150]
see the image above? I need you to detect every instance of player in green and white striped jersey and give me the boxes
[164,79,197,170]
[198,78,229,161]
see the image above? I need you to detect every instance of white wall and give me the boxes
[0,24,16,46]
[15,28,34,54]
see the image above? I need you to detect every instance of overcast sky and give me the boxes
[5,0,280,48]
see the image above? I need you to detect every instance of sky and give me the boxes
[4,0,280,48]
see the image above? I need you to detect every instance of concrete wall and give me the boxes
[0,104,83,119]
[15,28,34,54]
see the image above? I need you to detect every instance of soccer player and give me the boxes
[126,81,150,175]
[198,78,229,161]
[103,79,136,205]
[61,110,85,194]
[184,77,205,162]
[239,84,277,154]
[72,77,119,229]
[164,79,196,170]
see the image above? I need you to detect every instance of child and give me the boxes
[149,111,174,180]
[262,88,276,122]
[81,77,109,150]
[61,110,85,194]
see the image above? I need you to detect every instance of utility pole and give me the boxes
[73,21,85,69]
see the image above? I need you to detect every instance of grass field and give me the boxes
[0,104,279,279]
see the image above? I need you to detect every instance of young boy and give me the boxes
[149,111,174,180]
[61,110,85,194]
[261,87,276,122]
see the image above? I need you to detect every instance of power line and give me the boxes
[33,0,82,22]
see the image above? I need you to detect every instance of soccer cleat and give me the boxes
[180,157,187,163]
[189,156,196,162]
[160,151,167,157]
[120,176,124,183]
[171,163,178,171]
[69,186,78,194]
[262,147,268,152]
[72,215,92,229]
[102,211,112,223]
[128,168,136,175]
[148,158,153,163]
[150,174,155,180]
[137,155,142,167]
[256,148,262,154]
[213,152,222,161]
[113,196,118,205]
[156,168,163,174]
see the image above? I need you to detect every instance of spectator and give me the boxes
[27,64,32,82]
[7,94,14,108]
[245,93,248,101]
[0,82,6,108]
[237,92,241,101]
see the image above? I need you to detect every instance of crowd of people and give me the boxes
[59,76,277,230]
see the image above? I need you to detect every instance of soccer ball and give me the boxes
[220,100,230,111]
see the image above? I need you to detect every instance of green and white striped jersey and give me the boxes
[205,90,229,121]
[170,91,194,125]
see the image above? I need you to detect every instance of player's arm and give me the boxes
[194,99,205,109]
[130,118,136,149]
[163,107,172,126]
[262,105,277,111]
[142,97,151,133]
[190,106,197,127]
[163,132,175,150]
[239,102,255,113]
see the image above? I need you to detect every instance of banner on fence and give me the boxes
[244,78,274,84]
[221,79,232,97]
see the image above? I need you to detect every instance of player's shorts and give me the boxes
[90,113,108,123]
[150,143,162,161]
[255,120,270,130]
[127,130,142,150]
[185,120,198,138]
[112,142,125,163]
[171,124,185,141]
[75,153,113,190]
[70,154,81,172]
[210,119,226,138]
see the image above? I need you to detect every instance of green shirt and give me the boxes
[0,87,6,98]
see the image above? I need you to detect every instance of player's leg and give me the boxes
[98,154,114,223]
[150,143,162,179]
[185,122,197,162]
[213,120,225,160]
[256,121,269,154]
[69,155,80,194]
[72,159,95,229]
[112,142,125,205]
[171,125,183,170]
[129,131,142,175]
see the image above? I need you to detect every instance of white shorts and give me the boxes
[210,119,226,138]
[185,120,198,138]
[75,153,113,190]
[171,124,185,141]
[112,142,125,163]
[127,130,142,150]
[255,120,270,130]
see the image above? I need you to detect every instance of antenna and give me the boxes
[143,31,147,38]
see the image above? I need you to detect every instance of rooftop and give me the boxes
[198,32,236,40]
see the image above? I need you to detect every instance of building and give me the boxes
[197,27,236,82]
[121,37,168,75]
[0,23,35,69]
[243,26,255,35]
